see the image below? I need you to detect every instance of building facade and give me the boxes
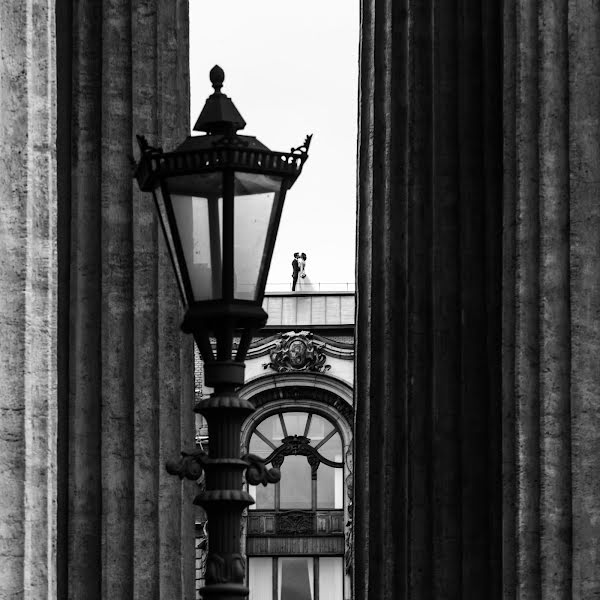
[195,292,355,600]
[3,2,600,599]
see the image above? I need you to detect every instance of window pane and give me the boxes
[249,478,275,510]
[170,192,223,301]
[307,414,334,442]
[249,557,273,600]
[317,433,342,461]
[154,187,187,304]
[318,558,343,600]
[256,415,281,445]
[317,464,339,509]
[249,434,273,459]
[279,455,311,509]
[233,173,282,301]
[335,462,344,509]
[278,557,313,600]
[282,412,308,437]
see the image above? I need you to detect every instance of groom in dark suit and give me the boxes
[291,252,300,291]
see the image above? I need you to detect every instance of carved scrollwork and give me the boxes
[205,552,245,585]
[276,511,315,535]
[262,331,331,373]
[307,454,320,476]
[166,449,209,480]
[345,444,354,575]
[264,435,343,473]
[271,455,284,470]
[243,453,281,486]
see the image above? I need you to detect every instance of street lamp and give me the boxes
[134,65,311,599]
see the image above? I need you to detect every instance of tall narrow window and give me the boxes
[248,557,273,600]
[247,557,344,600]
[278,557,314,600]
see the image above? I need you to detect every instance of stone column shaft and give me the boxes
[354,1,502,598]
[569,2,600,596]
[65,0,194,598]
[503,0,600,597]
[0,1,57,598]
[1,0,193,596]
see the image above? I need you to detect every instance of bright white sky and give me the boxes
[189,0,359,290]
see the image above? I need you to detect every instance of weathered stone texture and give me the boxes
[0,0,58,598]
[66,0,194,598]
[503,0,600,598]
[354,1,502,598]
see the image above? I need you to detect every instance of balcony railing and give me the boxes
[247,510,345,536]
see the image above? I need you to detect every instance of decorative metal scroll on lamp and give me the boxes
[263,331,331,373]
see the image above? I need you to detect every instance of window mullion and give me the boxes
[253,428,278,450]
[314,428,336,451]
[303,412,313,437]
[279,413,288,437]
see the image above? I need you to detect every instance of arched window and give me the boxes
[247,411,344,511]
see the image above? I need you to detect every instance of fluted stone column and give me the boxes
[64,0,194,598]
[0,1,57,598]
[0,0,192,598]
[503,1,600,597]
[354,1,503,598]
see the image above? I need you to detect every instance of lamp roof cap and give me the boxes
[193,66,247,135]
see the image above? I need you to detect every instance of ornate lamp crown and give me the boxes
[193,65,247,135]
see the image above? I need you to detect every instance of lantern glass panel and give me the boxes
[166,168,225,302]
[154,186,188,305]
[233,172,284,301]
[170,193,223,301]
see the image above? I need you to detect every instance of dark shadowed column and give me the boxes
[353,1,503,598]
[569,2,600,596]
[66,0,193,598]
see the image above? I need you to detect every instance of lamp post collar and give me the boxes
[193,65,247,135]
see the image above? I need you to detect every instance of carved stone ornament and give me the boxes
[205,552,246,585]
[276,510,315,535]
[262,331,331,373]
[345,444,354,575]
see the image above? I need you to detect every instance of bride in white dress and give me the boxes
[296,252,313,292]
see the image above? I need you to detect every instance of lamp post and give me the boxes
[134,65,311,599]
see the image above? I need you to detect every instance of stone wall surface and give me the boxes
[0,0,58,598]
[503,1,600,597]
[353,1,503,598]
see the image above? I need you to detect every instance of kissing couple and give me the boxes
[291,252,308,291]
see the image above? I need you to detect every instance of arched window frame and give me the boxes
[245,407,345,511]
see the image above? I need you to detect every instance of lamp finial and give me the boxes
[193,65,246,133]
[210,65,225,93]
